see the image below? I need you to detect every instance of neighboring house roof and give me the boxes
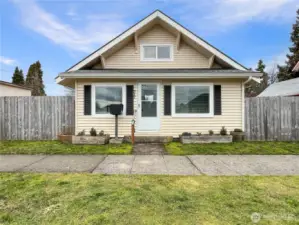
[0,80,31,90]
[66,10,248,72]
[293,61,299,72]
[258,77,299,97]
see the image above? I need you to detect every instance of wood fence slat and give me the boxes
[1,96,299,141]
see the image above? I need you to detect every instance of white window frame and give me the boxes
[171,83,214,117]
[140,44,173,61]
[91,83,126,117]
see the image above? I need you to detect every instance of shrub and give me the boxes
[182,132,192,136]
[98,130,105,136]
[209,130,214,135]
[234,128,243,132]
[196,132,201,136]
[90,128,97,136]
[220,126,227,135]
[77,130,85,136]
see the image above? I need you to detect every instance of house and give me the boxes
[56,10,261,137]
[0,80,31,96]
[258,77,299,97]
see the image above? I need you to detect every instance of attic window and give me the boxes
[141,44,173,61]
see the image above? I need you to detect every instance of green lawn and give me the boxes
[0,174,299,224]
[165,141,299,155]
[0,141,132,155]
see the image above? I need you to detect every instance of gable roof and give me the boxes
[258,77,299,97]
[67,10,248,72]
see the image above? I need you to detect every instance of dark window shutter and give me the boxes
[214,85,222,115]
[164,85,171,115]
[84,85,91,115]
[126,85,134,115]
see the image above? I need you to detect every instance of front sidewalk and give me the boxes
[1,154,299,175]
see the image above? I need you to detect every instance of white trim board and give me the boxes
[67,10,247,72]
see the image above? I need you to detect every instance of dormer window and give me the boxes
[141,44,173,61]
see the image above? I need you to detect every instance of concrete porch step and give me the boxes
[133,136,173,143]
[133,143,168,155]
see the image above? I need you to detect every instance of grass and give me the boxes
[165,141,299,155]
[0,174,299,224]
[0,141,132,155]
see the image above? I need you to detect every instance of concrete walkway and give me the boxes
[1,155,299,175]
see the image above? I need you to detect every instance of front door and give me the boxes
[137,83,160,131]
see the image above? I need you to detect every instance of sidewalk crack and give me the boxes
[129,155,136,174]
[16,155,48,172]
[186,156,204,175]
[89,155,108,173]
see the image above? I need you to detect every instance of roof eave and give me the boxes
[58,72,261,80]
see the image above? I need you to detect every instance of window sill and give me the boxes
[171,114,214,118]
[141,59,173,62]
[91,114,127,118]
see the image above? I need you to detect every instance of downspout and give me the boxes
[242,76,252,132]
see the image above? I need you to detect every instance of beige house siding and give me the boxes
[75,79,243,137]
[0,84,31,96]
[101,25,210,69]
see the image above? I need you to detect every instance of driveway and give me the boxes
[1,155,299,175]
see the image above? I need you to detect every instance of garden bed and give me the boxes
[58,134,110,145]
[180,134,232,144]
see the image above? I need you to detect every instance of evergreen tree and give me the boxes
[12,67,25,85]
[25,61,46,96]
[257,59,269,93]
[245,59,268,97]
[277,9,299,81]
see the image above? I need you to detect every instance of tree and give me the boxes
[245,59,268,97]
[25,61,46,96]
[268,63,278,85]
[257,59,269,93]
[277,9,299,81]
[12,67,25,85]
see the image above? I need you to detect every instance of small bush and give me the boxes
[209,130,214,135]
[98,130,105,136]
[182,132,192,136]
[220,126,227,135]
[90,128,97,136]
[234,128,243,132]
[196,132,202,136]
[77,130,85,136]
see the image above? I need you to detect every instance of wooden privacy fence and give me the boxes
[1,96,299,141]
[245,97,299,141]
[0,96,75,140]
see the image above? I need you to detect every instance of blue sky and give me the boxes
[0,0,298,95]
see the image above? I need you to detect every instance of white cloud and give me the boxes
[264,51,287,73]
[66,7,77,17]
[177,0,298,32]
[11,0,129,53]
[208,0,298,26]
[0,56,16,66]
